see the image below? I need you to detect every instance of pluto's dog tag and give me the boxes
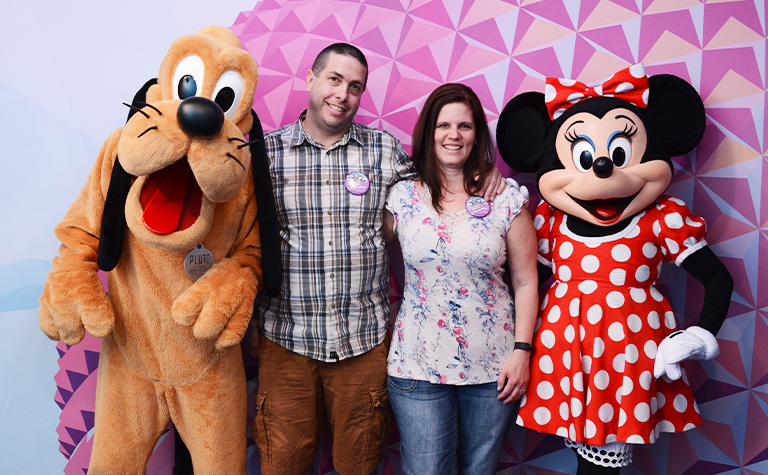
[184,244,214,281]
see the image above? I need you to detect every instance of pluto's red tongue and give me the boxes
[595,202,617,219]
[140,158,202,234]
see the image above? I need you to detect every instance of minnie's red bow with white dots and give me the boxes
[544,63,650,120]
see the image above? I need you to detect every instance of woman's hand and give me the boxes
[497,349,531,404]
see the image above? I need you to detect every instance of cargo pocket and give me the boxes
[364,386,392,460]
[254,389,270,464]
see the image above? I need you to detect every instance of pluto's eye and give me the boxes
[212,71,245,119]
[609,136,631,168]
[572,138,595,172]
[172,55,205,101]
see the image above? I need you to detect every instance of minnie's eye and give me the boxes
[172,55,205,101]
[609,136,631,168]
[572,139,595,172]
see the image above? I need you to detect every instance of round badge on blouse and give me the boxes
[465,196,491,218]
[345,171,370,195]
[184,244,214,281]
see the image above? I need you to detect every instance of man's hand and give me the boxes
[478,166,506,201]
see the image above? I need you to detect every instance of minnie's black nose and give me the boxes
[592,156,614,178]
[177,96,224,137]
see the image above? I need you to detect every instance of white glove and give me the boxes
[654,326,719,380]
[504,178,529,201]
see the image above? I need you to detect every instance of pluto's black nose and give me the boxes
[177,96,225,137]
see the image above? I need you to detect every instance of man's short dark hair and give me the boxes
[312,43,368,86]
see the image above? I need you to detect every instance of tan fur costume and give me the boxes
[39,26,262,474]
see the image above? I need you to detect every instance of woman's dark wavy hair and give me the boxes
[412,83,495,213]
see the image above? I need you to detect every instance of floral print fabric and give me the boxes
[385,181,527,385]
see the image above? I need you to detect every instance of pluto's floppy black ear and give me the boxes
[496,92,551,173]
[249,110,283,297]
[646,75,706,157]
[97,78,157,271]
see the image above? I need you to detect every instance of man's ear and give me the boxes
[306,69,315,92]
[146,83,162,103]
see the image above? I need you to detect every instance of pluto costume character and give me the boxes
[39,26,280,474]
[497,64,733,474]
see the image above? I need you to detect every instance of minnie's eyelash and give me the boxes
[565,128,579,143]
[622,123,637,137]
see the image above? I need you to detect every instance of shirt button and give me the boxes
[284,178,289,184]
[329,240,333,246]
[327,210,333,215]
[326,179,331,185]
[331,303,336,308]
[330,274,335,279]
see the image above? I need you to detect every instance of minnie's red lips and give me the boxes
[595,202,618,218]
[140,158,202,234]
[568,190,640,222]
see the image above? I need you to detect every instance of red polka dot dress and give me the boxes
[517,196,705,446]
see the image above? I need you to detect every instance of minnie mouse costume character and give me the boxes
[496,64,733,474]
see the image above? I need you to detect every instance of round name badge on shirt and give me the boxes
[184,244,214,281]
[345,171,370,195]
[465,196,491,218]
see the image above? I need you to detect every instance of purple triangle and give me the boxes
[56,399,66,410]
[611,0,640,14]
[84,350,100,374]
[275,11,308,34]
[513,47,564,78]
[577,0,601,28]
[258,0,283,11]
[681,461,740,475]
[639,11,700,60]
[693,379,746,404]
[58,387,73,404]
[364,0,405,11]
[59,441,76,458]
[571,34,597,79]
[701,48,763,100]
[66,370,89,392]
[57,346,66,358]
[240,15,272,35]
[702,108,760,158]
[354,26,393,58]
[81,410,95,431]
[512,10,536,53]
[313,13,348,42]
[522,0,575,29]
[525,433,569,461]
[580,25,635,64]
[409,0,452,28]
[460,18,508,54]
[703,2,764,45]
[747,441,768,465]
[397,46,443,82]
[66,427,87,446]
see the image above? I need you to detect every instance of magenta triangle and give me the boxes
[459,18,508,54]
[521,0,576,30]
[513,47,564,78]
[409,0,453,28]
[706,108,760,153]
[639,11,700,60]
[576,0,601,28]
[275,10,308,34]
[579,25,634,63]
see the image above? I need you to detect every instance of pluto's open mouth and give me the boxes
[140,157,202,234]
[568,190,640,223]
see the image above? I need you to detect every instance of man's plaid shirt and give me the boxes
[257,112,415,362]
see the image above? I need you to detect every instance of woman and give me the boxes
[382,83,539,474]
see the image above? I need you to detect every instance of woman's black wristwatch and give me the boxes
[514,342,533,352]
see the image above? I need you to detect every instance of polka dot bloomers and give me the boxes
[517,196,706,447]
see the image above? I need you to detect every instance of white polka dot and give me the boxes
[561,376,571,395]
[622,376,634,396]
[547,305,562,323]
[555,283,568,299]
[585,419,597,439]
[516,414,524,424]
[537,381,555,400]
[618,409,627,427]
[684,423,697,430]
[559,78,577,87]
[630,288,646,303]
[560,402,569,420]
[627,314,642,333]
[584,240,601,249]
[656,420,674,433]
[693,399,698,413]
[564,325,575,343]
[666,238,680,255]
[568,92,585,103]
[606,291,625,309]
[642,88,650,105]
[538,238,550,254]
[571,397,583,417]
[605,433,618,443]
[580,325,585,341]
[627,434,645,443]
[615,81,634,94]
[686,216,703,227]
[657,392,666,409]
[541,330,556,349]
[556,426,569,437]
[578,280,598,294]
[653,221,661,236]
[650,287,663,302]
[569,424,577,440]
[539,355,554,374]
[534,407,552,425]
[534,214,545,230]
[664,311,677,329]
[559,265,572,282]
[539,294,549,310]
[599,403,614,423]
[569,298,580,317]
[608,322,625,341]
[615,386,623,404]
[635,402,651,422]
[553,109,566,119]
[642,242,657,258]
[647,311,661,329]
[611,244,631,262]
[661,247,668,256]
[651,396,658,414]
[544,83,557,103]
[587,388,592,405]
[582,355,592,374]
[665,212,684,229]
[593,337,605,358]
[558,241,574,259]
[639,371,652,390]
[610,268,626,285]
[625,344,639,364]
[674,394,688,412]
[636,265,650,282]
[594,370,610,390]
[613,354,626,372]
[629,63,646,78]
[644,340,658,359]
[649,430,657,443]
[573,372,584,392]
[581,255,600,273]
[587,305,603,325]
[520,393,527,407]
[684,237,698,248]
[563,350,572,370]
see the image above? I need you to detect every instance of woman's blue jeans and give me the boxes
[387,375,519,475]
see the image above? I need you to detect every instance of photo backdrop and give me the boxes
[0,1,765,474]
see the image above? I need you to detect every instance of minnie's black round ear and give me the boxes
[496,92,551,173]
[646,75,706,156]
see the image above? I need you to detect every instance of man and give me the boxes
[249,43,504,475]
